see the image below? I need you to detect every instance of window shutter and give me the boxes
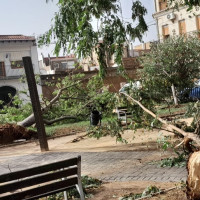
[162,25,169,36]
[159,0,167,11]
[179,20,186,35]
[197,16,200,38]
[0,62,6,77]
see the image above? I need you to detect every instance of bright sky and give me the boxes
[0,0,157,58]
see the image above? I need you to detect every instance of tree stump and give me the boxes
[187,151,200,200]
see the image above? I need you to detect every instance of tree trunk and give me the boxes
[187,151,200,200]
[171,84,178,105]
[17,114,77,127]
[17,114,35,127]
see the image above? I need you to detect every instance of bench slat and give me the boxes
[0,167,78,194]
[0,176,78,200]
[0,157,78,183]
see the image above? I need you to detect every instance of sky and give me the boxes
[0,0,157,59]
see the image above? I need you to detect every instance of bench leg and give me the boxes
[76,184,85,200]
[64,191,68,200]
[77,156,85,200]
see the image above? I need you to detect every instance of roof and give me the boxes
[0,35,35,41]
[43,55,77,66]
[50,55,76,61]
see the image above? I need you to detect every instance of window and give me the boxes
[159,0,167,11]
[0,62,6,77]
[11,60,23,69]
[179,20,186,35]
[196,15,200,38]
[162,25,170,39]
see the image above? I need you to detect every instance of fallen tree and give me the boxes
[121,92,200,146]
[17,76,86,127]
[121,92,200,200]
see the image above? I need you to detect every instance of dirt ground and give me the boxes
[88,181,187,200]
[0,127,187,199]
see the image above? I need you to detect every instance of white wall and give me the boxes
[153,3,200,40]
[0,79,42,104]
[0,41,42,101]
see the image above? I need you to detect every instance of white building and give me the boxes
[0,35,42,104]
[153,0,200,40]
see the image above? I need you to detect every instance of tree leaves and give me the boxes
[40,0,148,77]
[140,36,200,102]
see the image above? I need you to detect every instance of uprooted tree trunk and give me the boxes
[121,92,200,200]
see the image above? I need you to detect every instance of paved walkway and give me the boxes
[0,151,187,182]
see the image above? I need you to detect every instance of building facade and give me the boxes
[0,35,42,104]
[39,54,78,75]
[153,0,200,40]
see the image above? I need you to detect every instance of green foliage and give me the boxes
[159,152,187,168]
[40,0,148,76]
[119,185,160,200]
[43,74,116,124]
[157,134,172,151]
[185,101,200,132]
[169,0,200,10]
[45,176,102,200]
[87,118,127,143]
[118,84,159,133]
[155,133,187,167]
[0,95,32,124]
[140,36,200,103]
[0,74,115,126]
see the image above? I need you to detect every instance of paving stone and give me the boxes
[0,151,187,182]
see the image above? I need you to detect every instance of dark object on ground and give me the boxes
[90,110,102,126]
[0,124,37,145]
[0,156,85,200]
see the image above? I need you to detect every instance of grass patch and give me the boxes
[45,121,89,137]
[45,117,115,137]
[156,103,189,116]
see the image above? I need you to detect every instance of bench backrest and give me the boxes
[0,156,82,200]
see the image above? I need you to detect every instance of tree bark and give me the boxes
[171,84,178,105]
[43,116,77,125]
[187,152,200,200]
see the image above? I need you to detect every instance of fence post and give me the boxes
[23,56,49,152]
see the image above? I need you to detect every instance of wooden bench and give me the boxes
[0,156,85,200]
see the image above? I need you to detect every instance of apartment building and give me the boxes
[153,0,200,40]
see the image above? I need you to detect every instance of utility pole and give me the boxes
[23,57,49,152]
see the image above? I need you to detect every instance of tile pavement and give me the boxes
[0,151,187,182]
